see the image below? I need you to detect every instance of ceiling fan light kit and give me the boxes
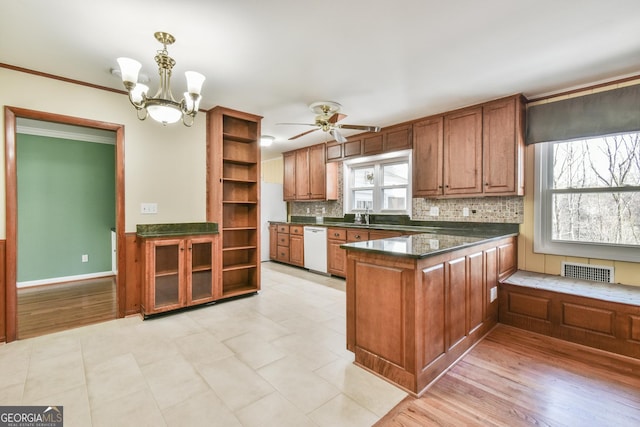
[278,101,381,143]
[116,32,205,127]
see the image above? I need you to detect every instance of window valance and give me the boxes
[526,83,640,144]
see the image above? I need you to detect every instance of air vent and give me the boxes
[561,262,614,283]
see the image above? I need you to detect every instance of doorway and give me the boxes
[4,106,125,342]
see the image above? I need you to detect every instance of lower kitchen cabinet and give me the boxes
[289,226,304,267]
[140,234,218,317]
[271,223,305,267]
[327,228,347,277]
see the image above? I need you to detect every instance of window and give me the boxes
[534,132,640,262]
[344,150,411,215]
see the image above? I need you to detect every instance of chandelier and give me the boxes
[116,32,205,127]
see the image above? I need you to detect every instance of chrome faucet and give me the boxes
[364,208,370,225]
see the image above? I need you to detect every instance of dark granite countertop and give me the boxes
[340,232,517,259]
[270,215,519,238]
[136,222,218,238]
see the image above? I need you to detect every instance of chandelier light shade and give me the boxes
[117,32,205,127]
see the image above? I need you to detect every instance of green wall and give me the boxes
[17,134,116,282]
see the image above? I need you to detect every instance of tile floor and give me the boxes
[0,261,407,427]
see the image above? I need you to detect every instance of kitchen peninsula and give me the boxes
[342,231,517,396]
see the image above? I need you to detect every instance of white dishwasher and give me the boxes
[303,226,328,274]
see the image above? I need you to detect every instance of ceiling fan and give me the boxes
[277,101,381,143]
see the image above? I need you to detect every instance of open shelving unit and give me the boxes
[207,107,262,299]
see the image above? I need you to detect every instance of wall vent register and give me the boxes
[561,262,614,284]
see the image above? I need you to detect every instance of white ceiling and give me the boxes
[2,0,640,159]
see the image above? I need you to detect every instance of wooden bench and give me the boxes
[499,270,640,359]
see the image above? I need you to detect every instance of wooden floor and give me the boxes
[17,277,116,339]
[375,324,640,427]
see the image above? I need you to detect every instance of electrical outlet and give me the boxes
[429,206,439,216]
[141,203,158,214]
[463,207,470,217]
[81,254,89,263]
[490,286,498,302]
[322,207,326,214]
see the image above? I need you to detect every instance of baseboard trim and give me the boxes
[17,271,115,288]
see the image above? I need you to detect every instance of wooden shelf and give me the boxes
[223,177,258,183]
[222,245,257,251]
[223,133,256,143]
[222,226,257,231]
[155,269,179,278]
[222,157,256,165]
[222,262,256,272]
[192,265,212,273]
[222,200,258,204]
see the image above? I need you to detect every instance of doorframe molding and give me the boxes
[4,106,126,342]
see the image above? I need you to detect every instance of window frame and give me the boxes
[534,139,640,263]
[343,150,412,216]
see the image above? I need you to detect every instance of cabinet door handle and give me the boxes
[485,182,489,186]
[354,235,360,239]
[334,233,340,237]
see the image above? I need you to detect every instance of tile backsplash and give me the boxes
[412,196,524,223]
[288,162,524,224]
[291,196,523,224]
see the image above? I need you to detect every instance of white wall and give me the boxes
[0,68,208,235]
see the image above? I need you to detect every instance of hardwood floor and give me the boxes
[375,324,640,427]
[17,277,116,339]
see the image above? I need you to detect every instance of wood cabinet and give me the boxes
[276,224,290,263]
[207,106,261,299]
[140,234,218,317]
[289,225,304,267]
[283,152,296,201]
[443,106,484,196]
[362,134,384,155]
[271,223,304,267]
[384,124,413,152]
[482,95,525,195]
[345,236,516,396]
[412,94,525,198]
[326,123,412,162]
[412,116,444,197]
[269,224,278,260]
[327,228,347,277]
[283,143,337,201]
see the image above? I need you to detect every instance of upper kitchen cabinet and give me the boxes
[326,123,413,161]
[412,116,444,197]
[482,95,525,195]
[443,106,484,196]
[412,94,525,198]
[283,143,337,201]
[383,123,413,152]
[283,151,296,200]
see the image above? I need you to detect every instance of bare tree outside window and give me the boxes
[551,133,640,246]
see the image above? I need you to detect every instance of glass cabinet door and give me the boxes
[188,238,215,303]
[152,240,183,309]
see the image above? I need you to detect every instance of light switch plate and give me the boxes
[490,286,498,302]
[429,206,439,216]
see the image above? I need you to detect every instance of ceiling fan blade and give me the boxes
[328,113,347,124]
[288,128,319,140]
[337,124,381,132]
[330,129,347,143]
[276,122,317,127]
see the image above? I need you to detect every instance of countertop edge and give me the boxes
[340,232,518,259]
